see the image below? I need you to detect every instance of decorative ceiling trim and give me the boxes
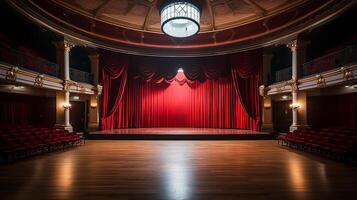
[6,0,355,57]
[49,0,307,34]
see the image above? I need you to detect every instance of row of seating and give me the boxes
[279,127,357,161]
[0,126,84,162]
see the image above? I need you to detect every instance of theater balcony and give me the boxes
[266,45,357,94]
[0,44,98,94]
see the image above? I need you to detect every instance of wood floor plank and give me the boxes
[1,140,357,200]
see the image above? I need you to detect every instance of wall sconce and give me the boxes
[281,95,289,100]
[72,96,80,100]
[289,103,300,110]
[90,103,97,109]
[263,103,271,108]
[62,103,72,110]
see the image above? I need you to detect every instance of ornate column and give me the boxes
[54,40,75,132]
[287,39,309,131]
[288,40,299,81]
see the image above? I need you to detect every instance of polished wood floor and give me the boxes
[1,140,357,200]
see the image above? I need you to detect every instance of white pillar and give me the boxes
[287,39,309,132]
[291,91,298,127]
[63,41,74,131]
[287,40,299,132]
[54,40,74,132]
[64,91,71,126]
[287,40,298,80]
[64,45,70,80]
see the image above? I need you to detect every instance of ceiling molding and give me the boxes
[5,0,355,57]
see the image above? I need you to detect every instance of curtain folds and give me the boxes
[131,56,229,83]
[110,73,255,129]
[101,51,129,129]
[230,50,262,131]
[101,51,262,131]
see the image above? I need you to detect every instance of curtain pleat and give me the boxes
[101,51,262,131]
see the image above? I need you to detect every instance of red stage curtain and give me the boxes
[230,50,262,131]
[101,51,129,130]
[130,55,229,83]
[101,52,262,131]
[109,72,255,129]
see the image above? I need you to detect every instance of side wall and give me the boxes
[307,93,357,128]
[0,92,56,127]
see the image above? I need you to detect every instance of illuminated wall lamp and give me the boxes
[62,103,72,110]
[289,103,300,110]
[90,103,98,109]
[263,103,271,108]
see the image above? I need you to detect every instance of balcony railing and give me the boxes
[0,43,94,84]
[70,68,93,84]
[0,44,59,77]
[302,45,357,77]
[272,45,357,83]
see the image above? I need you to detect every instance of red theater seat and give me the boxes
[0,126,84,162]
[279,127,357,161]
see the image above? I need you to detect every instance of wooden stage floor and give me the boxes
[1,140,357,200]
[88,128,272,140]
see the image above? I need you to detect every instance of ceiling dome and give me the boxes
[7,0,355,56]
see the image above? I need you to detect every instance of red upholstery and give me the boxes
[0,126,84,162]
[279,127,357,161]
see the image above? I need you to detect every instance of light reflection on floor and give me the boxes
[160,144,193,200]
[0,141,356,200]
[55,155,75,199]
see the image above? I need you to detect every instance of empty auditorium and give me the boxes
[1,0,357,199]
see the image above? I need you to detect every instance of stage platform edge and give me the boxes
[86,128,274,140]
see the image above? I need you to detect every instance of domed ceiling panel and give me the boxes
[7,0,355,56]
[57,0,308,32]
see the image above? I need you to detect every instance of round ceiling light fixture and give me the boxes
[160,0,201,38]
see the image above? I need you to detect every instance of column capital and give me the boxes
[64,40,76,52]
[53,40,76,51]
[287,39,298,51]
